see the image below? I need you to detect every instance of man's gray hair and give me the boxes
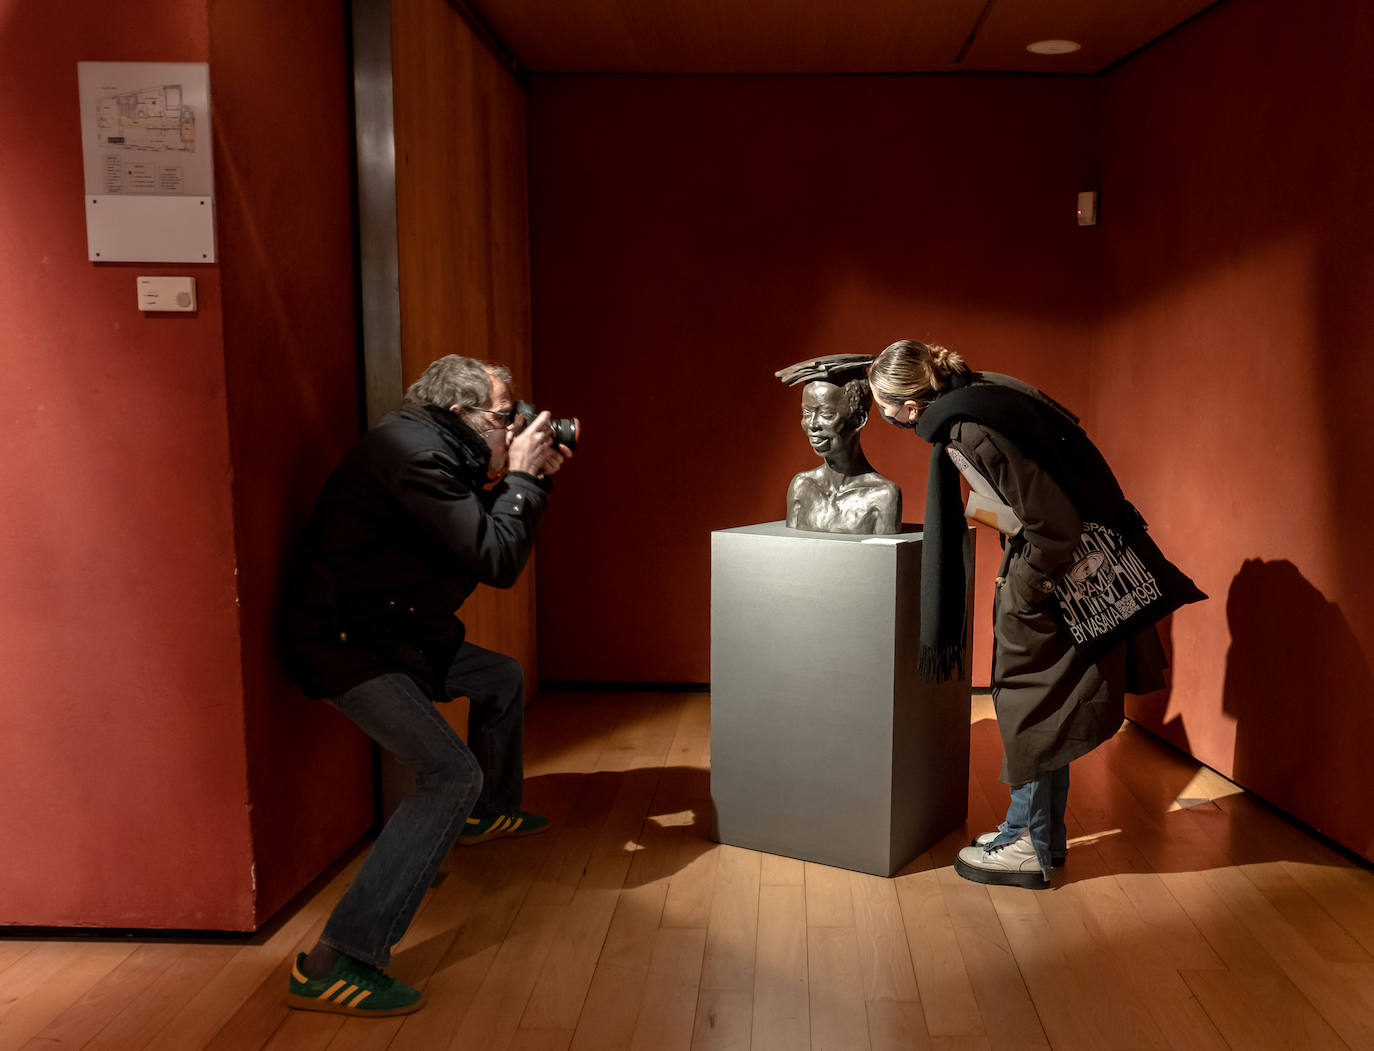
[403,355,511,411]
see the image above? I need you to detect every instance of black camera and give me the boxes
[513,401,581,451]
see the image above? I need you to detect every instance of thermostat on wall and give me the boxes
[137,276,197,312]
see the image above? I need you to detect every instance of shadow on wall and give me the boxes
[1123,614,1188,753]
[1222,558,1374,861]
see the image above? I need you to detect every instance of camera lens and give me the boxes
[550,417,580,451]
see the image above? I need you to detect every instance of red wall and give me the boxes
[0,0,369,927]
[0,0,248,927]
[1095,0,1374,860]
[529,74,1103,684]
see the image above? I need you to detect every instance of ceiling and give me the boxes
[462,0,1221,75]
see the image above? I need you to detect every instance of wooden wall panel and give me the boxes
[211,0,373,927]
[391,0,539,691]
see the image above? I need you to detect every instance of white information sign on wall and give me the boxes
[77,62,216,262]
[78,62,212,196]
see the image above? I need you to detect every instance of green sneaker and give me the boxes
[287,952,424,1016]
[458,809,550,846]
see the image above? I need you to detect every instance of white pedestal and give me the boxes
[710,522,974,876]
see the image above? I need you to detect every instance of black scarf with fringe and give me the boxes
[912,431,975,682]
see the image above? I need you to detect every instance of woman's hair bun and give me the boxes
[929,344,966,379]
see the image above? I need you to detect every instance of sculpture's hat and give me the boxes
[774,353,874,387]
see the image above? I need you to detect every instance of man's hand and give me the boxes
[507,411,556,476]
[539,444,573,478]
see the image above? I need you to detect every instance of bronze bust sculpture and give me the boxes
[776,354,901,535]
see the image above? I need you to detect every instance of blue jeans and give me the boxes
[319,642,525,967]
[987,764,1070,879]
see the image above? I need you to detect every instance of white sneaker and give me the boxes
[971,830,1065,867]
[955,831,1050,889]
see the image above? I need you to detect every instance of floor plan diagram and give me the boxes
[95,83,195,153]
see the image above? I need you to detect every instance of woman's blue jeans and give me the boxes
[987,764,1070,878]
[318,642,525,967]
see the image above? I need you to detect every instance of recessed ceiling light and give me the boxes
[1027,39,1082,55]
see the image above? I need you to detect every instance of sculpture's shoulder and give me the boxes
[787,466,823,528]
[843,474,902,533]
[787,465,828,494]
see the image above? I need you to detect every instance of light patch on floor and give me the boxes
[1067,828,1122,848]
[1168,766,1243,811]
[648,809,697,828]
[1172,798,1221,811]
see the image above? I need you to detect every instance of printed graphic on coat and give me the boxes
[1055,522,1161,645]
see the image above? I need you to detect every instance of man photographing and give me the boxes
[281,354,570,1016]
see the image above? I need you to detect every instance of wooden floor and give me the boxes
[5,692,1374,1050]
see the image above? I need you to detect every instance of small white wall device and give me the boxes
[137,276,198,312]
[1077,190,1099,226]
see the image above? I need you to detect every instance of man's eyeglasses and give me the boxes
[473,406,517,427]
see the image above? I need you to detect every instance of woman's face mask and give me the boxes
[873,390,921,429]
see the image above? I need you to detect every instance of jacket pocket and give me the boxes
[1006,549,1057,608]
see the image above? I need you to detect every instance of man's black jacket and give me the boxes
[280,404,550,701]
